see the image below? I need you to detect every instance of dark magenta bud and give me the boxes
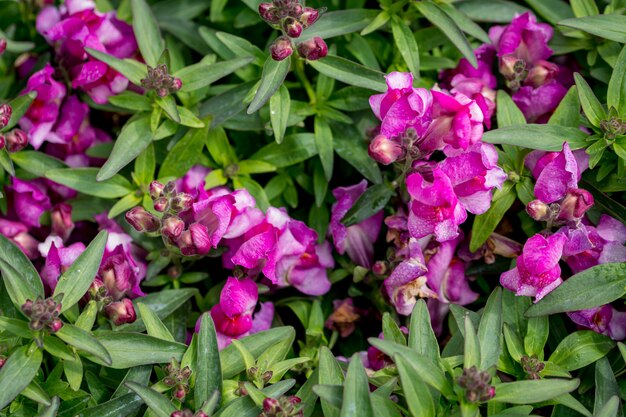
[126,206,161,233]
[369,134,403,165]
[162,216,185,240]
[105,298,137,326]
[0,103,12,129]
[299,7,319,28]
[172,78,182,92]
[154,197,170,213]
[283,17,303,38]
[150,181,165,199]
[0,39,6,55]
[6,129,28,153]
[259,3,279,24]
[51,203,74,241]
[270,36,293,61]
[296,37,327,60]
[558,188,594,221]
[49,319,63,332]
[170,193,194,212]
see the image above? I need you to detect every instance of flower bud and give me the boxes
[263,398,280,414]
[270,36,293,61]
[0,39,6,55]
[372,260,388,275]
[296,37,327,61]
[558,188,594,221]
[172,384,187,401]
[172,78,182,92]
[0,134,5,151]
[299,7,319,28]
[162,216,185,240]
[259,3,279,24]
[177,223,211,256]
[0,356,6,369]
[126,206,161,233]
[170,193,194,212]
[105,298,137,325]
[49,319,63,332]
[51,203,74,241]
[527,200,550,221]
[282,17,303,38]
[525,60,558,88]
[154,197,170,213]
[5,129,28,153]
[369,134,403,165]
[150,181,165,199]
[0,103,12,129]
[500,55,525,80]
[164,180,177,195]
[195,412,208,417]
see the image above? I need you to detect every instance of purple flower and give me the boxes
[0,218,40,259]
[525,142,587,204]
[7,178,52,228]
[19,64,67,149]
[40,241,86,291]
[175,165,211,196]
[568,305,626,341]
[330,180,383,268]
[384,238,433,316]
[438,142,507,215]
[512,80,567,123]
[369,72,432,140]
[406,168,467,242]
[500,233,567,302]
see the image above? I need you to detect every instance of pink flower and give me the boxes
[421,91,484,155]
[40,241,86,291]
[406,168,467,242]
[438,142,507,215]
[500,233,567,302]
[329,180,383,268]
[7,178,52,228]
[0,218,40,259]
[19,64,67,149]
[175,165,211,197]
[369,134,404,165]
[512,80,567,123]
[369,72,432,140]
[568,305,626,340]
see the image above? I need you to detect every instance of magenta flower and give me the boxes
[512,80,567,123]
[369,72,432,139]
[384,238,433,316]
[406,168,467,242]
[40,241,86,291]
[7,178,52,228]
[175,165,211,197]
[0,218,40,259]
[438,142,507,215]
[19,64,66,149]
[500,233,567,302]
[421,91,484,155]
[568,305,626,341]
[330,180,383,268]
[525,142,587,204]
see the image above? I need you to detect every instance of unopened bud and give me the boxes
[172,78,182,92]
[154,197,170,213]
[262,370,273,383]
[558,188,594,221]
[164,181,177,195]
[369,134,403,165]
[270,36,293,61]
[162,216,185,240]
[527,200,550,221]
[172,384,187,400]
[0,103,12,129]
[49,319,63,332]
[170,193,193,212]
[126,206,161,233]
[5,129,28,153]
[283,17,303,38]
[500,55,525,81]
[296,37,327,61]
[299,7,319,28]
[51,203,74,240]
[372,260,388,275]
[0,39,6,55]
[0,135,4,150]
[150,181,165,199]
[105,299,137,326]
[259,3,279,24]
[263,398,280,413]
[525,60,558,88]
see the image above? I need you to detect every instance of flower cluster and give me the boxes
[258,0,327,61]
[21,297,64,333]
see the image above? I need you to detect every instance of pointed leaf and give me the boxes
[136,303,175,341]
[47,168,133,198]
[126,382,175,417]
[247,57,291,114]
[130,0,165,67]
[408,300,440,363]
[478,288,503,369]
[574,73,606,128]
[309,56,386,92]
[0,345,43,409]
[196,314,222,406]
[607,45,626,115]
[269,84,290,144]
[0,235,44,306]
[492,379,580,404]
[395,354,435,417]
[56,323,112,365]
[341,354,374,417]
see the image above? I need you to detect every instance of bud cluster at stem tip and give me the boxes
[21,297,63,332]
[140,64,182,97]
[457,366,496,403]
[259,0,327,61]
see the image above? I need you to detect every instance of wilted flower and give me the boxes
[325,298,360,337]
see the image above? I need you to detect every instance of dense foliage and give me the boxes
[0,0,625,416]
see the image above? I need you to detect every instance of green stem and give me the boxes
[293,56,316,105]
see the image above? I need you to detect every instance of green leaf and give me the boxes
[319,347,344,417]
[391,17,420,78]
[382,313,407,345]
[341,354,374,417]
[464,313,481,369]
[333,123,382,184]
[548,331,615,371]
[457,0,531,23]
[482,124,588,151]
[247,57,291,114]
[559,15,626,43]
[0,317,32,339]
[136,303,174,341]
[77,393,144,417]
[75,300,98,332]
[86,48,147,86]
[309,56,386,92]
[91,331,186,368]
[408,300,440,363]
[478,288,503,369]
[492,379,579,404]
[196,314,222,406]
[47,167,133,198]
[126,382,175,417]
[54,230,107,313]
[0,149,14,177]
[0,346,43,409]
[155,95,180,123]
[134,143,155,186]
[251,133,318,167]
[130,0,164,67]
[314,385,343,409]
[117,289,198,332]
[341,184,393,227]
[238,160,276,175]
[9,151,65,178]
[56,323,113,365]
[215,380,295,417]
[314,117,334,181]
[269,84,290,144]
[205,125,237,168]
[313,159,328,207]
[109,91,152,111]
[496,90,526,127]
[526,263,626,316]
[98,115,154,181]
[470,187,516,252]
[395,354,435,417]
[594,357,619,415]
[174,56,254,92]
[574,73,606,128]
[438,2,491,43]
[159,122,210,178]
[216,32,265,65]
[570,0,599,17]
[524,316,549,359]
[1,92,37,133]
[414,0,477,67]
[64,353,83,391]
[0,235,44,307]
[594,396,620,417]
[300,9,380,40]
[607,45,626,115]
[548,86,581,128]
[36,396,59,417]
